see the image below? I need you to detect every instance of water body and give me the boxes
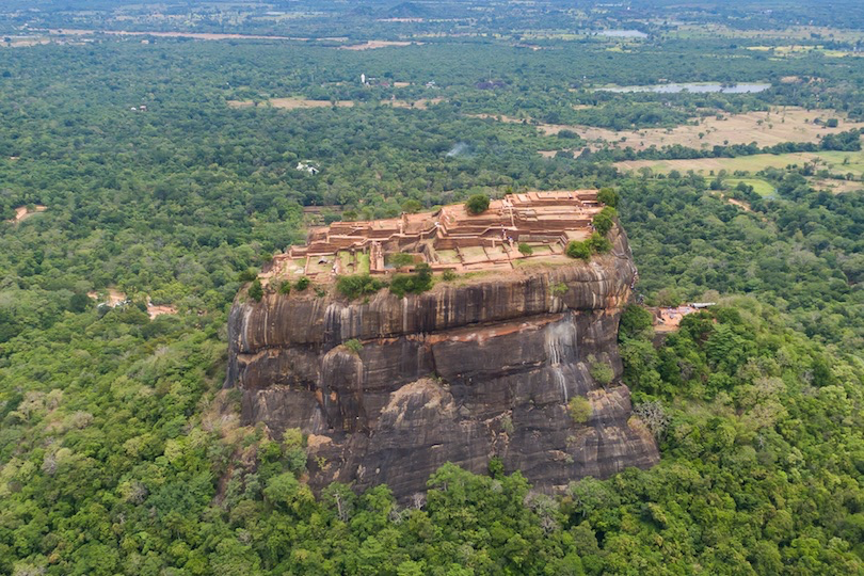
[591,29,649,38]
[596,82,772,94]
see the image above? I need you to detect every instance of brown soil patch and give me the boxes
[228,98,353,109]
[653,305,702,332]
[340,41,420,50]
[725,198,752,212]
[384,97,445,109]
[808,178,863,194]
[147,304,178,319]
[2,37,52,48]
[88,288,127,307]
[9,205,47,222]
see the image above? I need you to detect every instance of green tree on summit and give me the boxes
[465,194,491,215]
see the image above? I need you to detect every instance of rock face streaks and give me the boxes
[224,226,659,498]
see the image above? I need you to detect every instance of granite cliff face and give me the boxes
[224,226,659,498]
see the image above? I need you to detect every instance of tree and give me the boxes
[390,263,433,297]
[619,304,654,339]
[465,194,490,215]
[388,253,416,269]
[592,207,617,236]
[568,396,592,423]
[597,187,619,208]
[518,243,533,256]
[68,292,91,313]
[586,232,612,254]
[566,240,591,261]
[248,279,264,302]
[336,274,386,298]
[588,355,614,385]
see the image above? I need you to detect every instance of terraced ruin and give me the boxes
[262,190,604,283]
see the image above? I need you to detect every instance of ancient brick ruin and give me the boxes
[264,190,604,282]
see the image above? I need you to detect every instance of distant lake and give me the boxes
[595,82,772,94]
[591,30,649,38]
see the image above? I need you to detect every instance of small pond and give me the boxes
[590,30,649,38]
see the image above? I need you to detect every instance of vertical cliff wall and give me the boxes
[224,227,659,498]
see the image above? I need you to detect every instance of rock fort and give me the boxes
[225,191,659,498]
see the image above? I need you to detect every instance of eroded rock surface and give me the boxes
[224,227,659,498]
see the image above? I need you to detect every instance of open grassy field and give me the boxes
[615,150,864,177]
[724,178,777,197]
[485,107,864,152]
[615,151,864,194]
[747,45,864,58]
[667,24,864,43]
[562,108,864,151]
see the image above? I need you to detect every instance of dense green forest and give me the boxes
[2,1,864,574]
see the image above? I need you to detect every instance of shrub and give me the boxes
[282,428,305,448]
[294,277,310,291]
[588,354,614,385]
[390,263,433,297]
[442,269,457,281]
[587,232,612,254]
[551,282,569,296]
[619,304,654,340]
[566,240,591,261]
[343,338,363,354]
[402,199,423,213]
[278,281,291,295]
[592,206,617,236]
[68,292,91,313]
[388,253,415,269]
[238,269,258,282]
[568,397,592,424]
[465,194,490,215]
[336,274,386,299]
[248,279,264,302]
[597,187,619,208]
[518,243,534,256]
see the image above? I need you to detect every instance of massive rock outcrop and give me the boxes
[224,226,659,498]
